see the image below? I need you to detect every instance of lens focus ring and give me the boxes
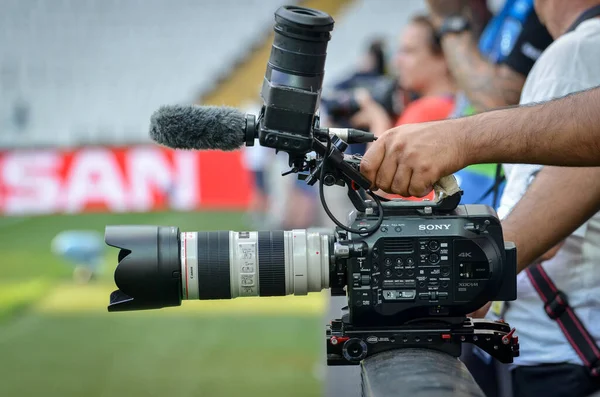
[258,231,285,296]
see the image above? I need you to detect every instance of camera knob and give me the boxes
[323,174,337,186]
[342,338,368,362]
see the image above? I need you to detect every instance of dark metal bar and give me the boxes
[361,349,485,397]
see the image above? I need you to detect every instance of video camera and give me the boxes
[104,5,519,365]
[320,76,399,126]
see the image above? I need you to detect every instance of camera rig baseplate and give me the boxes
[326,315,519,365]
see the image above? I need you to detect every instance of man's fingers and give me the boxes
[374,155,398,192]
[360,139,386,189]
[408,171,435,197]
[390,165,412,196]
[374,144,400,192]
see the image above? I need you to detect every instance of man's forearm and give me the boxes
[465,86,600,167]
[441,33,525,112]
[501,166,600,272]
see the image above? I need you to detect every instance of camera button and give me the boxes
[428,240,440,251]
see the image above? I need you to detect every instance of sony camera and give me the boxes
[105,5,519,365]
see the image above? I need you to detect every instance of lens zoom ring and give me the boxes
[258,231,285,296]
[197,231,231,299]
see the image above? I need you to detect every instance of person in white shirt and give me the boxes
[480,1,600,395]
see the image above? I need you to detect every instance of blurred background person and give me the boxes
[316,38,399,228]
[345,14,456,202]
[321,38,398,156]
[50,230,105,284]
[349,15,456,136]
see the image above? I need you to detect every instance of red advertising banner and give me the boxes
[0,146,253,215]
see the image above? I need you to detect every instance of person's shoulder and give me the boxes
[536,19,600,65]
[522,20,600,101]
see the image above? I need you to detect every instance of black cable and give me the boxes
[318,135,384,236]
[474,163,505,206]
[491,163,504,209]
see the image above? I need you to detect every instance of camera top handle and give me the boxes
[308,131,463,216]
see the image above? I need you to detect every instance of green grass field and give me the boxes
[0,211,324,397]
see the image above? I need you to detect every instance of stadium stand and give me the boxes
[0,0,293,148]
[0,0,425,150]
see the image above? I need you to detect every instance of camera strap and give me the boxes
[475,163,505,208]
[525,263,600,376]
[566,5,600,33]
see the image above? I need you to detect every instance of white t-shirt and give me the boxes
[492,19,600,367]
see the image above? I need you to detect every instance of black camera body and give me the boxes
[320,200,519,365]
[338,205,516,328]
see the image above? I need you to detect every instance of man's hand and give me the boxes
[360,119,470,197]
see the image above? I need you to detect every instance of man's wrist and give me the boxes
[437,15,471,40]
[459,110,504,166]
[453,117,478,170]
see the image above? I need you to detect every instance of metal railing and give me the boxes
[361,349,485,397]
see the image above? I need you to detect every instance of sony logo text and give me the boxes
[418,224,451,231]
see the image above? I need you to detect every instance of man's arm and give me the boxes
[501,166,600,272]
[427,0,526,112]
[467,86,600,168]
[360,86,600,197]
[441,33,526,112]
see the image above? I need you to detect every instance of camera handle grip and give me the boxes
[344,152,464,213]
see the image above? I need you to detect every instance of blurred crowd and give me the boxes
[244,1,600,396]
